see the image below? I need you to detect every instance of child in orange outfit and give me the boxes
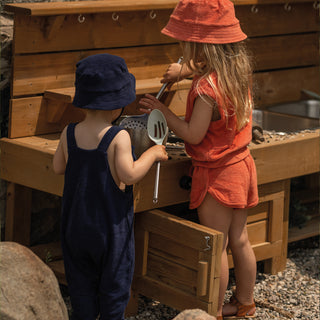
[140,0,258,319]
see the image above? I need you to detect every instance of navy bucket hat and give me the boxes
[73,54,136,110]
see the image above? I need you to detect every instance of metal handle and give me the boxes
[152,56,183,203]
[153,161,161,203]
[155,56,183,100]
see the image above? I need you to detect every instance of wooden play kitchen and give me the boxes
[1,0,319,316]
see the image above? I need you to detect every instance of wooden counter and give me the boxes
[1,130,319,202]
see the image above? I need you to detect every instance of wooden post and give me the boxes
[264,179,290,274]
[125,289,139,317]
[5,182,32,246]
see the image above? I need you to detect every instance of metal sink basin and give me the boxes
[268,100,320,119]
[253,109,319,133]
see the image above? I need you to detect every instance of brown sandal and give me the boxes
[216,316,223,320]
[223,295,256,319]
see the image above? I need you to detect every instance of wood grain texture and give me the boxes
[12,11,175,54]
[4,0,316,16]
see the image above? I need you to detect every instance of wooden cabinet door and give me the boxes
[132,209,223,315]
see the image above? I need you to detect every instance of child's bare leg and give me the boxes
[197,193,233,317]
[230,209,256,303]
[223,208,256,315]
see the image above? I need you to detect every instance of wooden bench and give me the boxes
[1,0,319,317]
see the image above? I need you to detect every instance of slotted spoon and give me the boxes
[147,109,168,204]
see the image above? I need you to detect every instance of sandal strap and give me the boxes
[229,295,256,317]
[235,303,256,317]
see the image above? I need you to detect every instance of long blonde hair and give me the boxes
[181,41,253,131]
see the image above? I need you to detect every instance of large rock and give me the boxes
[172,309,216,320]
[0,241,68,320]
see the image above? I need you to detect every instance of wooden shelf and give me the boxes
[288,216,320,243]
[44,78,192,123]
[4,0,315,16]
[44,78,192,103]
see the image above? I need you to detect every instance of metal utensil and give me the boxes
[119,56,183,132]
[147,109,168,204]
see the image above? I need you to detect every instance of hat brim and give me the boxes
[161,18,247,44]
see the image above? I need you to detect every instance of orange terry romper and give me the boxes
[184,74,259,210]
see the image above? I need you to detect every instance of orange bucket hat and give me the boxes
[161,0,247,44]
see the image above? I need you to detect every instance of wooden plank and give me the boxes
[268,197,284,242]
[258,180,286,200]
[246,220,268,245]
[251,131,320,185]
[228,240,282,269]
[9,67,319,138]
[288,215,320,243]
[12,33,319,97]
[135,210,222,251]
[237,2,319,37]
[44,79,191,103]
[146,252,198,295]
[12,44,182,96]
[148,232,199,269]
[134,229,149,276]
[1,130,319,201]
[4,0,316,16]
[8,97,85,138]
[12,11,176,54]
[264,179,290,273]
[247,201,269,223]
[133,160,191,212]
[0,137,64,196]
[248,33,319,72]
[4,0,179,16]
[132,275,213,313]
[43,80,190,124]
[254,66,320,108]
[5,182,32,246]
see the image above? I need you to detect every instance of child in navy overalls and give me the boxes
[53,54,168,320]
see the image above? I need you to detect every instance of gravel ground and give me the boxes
[125,236,319,320]
[62,236,319,320]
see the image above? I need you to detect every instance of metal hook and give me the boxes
[251,5,258,13]
[284,3,291,11]
[150,10,157,19]
[78,14,85,23]
[313,1,320,9]
[112,12,119,21]
[204,236,211,251]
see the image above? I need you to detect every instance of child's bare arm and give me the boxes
[53,126,67,175]
[114,130,168,185]
[140,94,213,145]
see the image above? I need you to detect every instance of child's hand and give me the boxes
[161,63,182,84]
[139,94,166,114]
[150,145,169,162]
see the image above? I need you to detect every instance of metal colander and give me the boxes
[120,57,182,157]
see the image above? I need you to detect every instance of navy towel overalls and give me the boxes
[61,123,135,320]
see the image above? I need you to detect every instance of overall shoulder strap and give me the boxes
[66,123,77,153]
[97,126,123,152]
